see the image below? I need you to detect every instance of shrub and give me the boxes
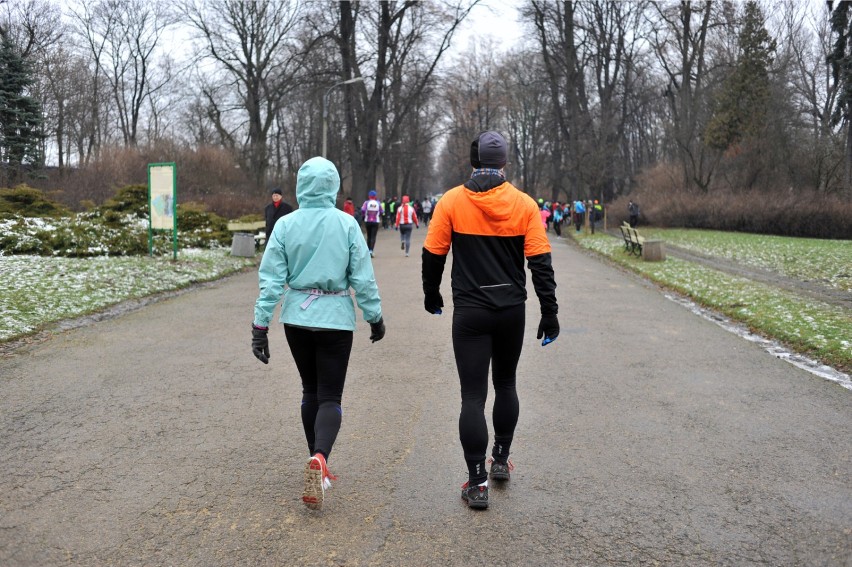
[618,163,852,239]
[99,184,149,218]
[0,185,72,218]
[0,185,237,256]
[29,144,271,219]
[176,201,231,247]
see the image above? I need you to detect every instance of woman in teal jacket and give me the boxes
[251,156,385,511]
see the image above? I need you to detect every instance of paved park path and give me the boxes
[1,227,850,566]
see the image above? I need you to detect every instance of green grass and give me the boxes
[575,232,851,375]
[0,249,256,342]
[641,228,852,292]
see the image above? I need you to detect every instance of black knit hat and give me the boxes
[271,188,283,195]
[470,131,508,168]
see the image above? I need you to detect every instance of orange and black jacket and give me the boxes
[422,174,558,315]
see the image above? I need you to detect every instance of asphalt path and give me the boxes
[1,226,850,566]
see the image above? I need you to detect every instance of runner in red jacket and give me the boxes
[395,195,419,257]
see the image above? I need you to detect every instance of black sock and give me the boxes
[491,442,511,464]
[466,458,488,485]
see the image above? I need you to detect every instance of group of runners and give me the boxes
[537,199,605,236]
[368,195,434,230]
[251,130,559,512]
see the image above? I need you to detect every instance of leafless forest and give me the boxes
[1,0,850,236]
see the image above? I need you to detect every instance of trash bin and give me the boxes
[230,232,256,257]
[642,239,666,262]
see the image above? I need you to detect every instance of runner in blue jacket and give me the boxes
[251,156,385,511]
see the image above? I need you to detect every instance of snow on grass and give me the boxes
[0,250,255,341]
[643,228,852,292]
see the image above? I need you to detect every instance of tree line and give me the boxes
[1,0,851,217]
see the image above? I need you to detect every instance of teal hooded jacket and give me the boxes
[253,157,382,330]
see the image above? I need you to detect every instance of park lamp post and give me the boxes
[322,76,364,158]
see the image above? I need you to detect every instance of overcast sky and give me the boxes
[456,0,525,53]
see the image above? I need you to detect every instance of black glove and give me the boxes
[251,323,270,363]
[424,290,443,314]
[369,318,386,343]
[536,313,560,344]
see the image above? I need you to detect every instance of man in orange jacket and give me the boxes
[421,131,559,510]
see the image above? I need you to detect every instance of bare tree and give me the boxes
[332,0,476,206]
[181,0,312,193]
[39,44,77,169]
[528,0,592,201]
[69,0,120,161]
[96,0,173,146]
[0,0,62,58]
[579,1,649,201]
[521,1,656,202]
[500,47,550,197]
[648,0,722,192]
[781,0,842,191]
[435,38,506,191]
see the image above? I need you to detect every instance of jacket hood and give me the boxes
[296,157,340,208]
[464,181,515,221]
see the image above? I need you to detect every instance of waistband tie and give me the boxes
[293,288,351,309]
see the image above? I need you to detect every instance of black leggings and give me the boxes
[452,305,524,484]
[284,325,353,460]
[365,222,379,251]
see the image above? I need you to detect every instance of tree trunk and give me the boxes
[845,121,852,196]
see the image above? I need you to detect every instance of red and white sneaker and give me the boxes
[302,453,337,510]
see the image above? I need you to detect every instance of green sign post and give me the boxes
[147,162,178,260]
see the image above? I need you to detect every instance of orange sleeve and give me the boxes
[423,189,456,255]
[523,196,552,257]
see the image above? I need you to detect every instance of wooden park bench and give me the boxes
[619,222,633,253]
[621,222,644,256]
[620,222,665,261]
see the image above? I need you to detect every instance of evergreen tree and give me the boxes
[829,1,852,195]
[704,1,776,152]
[0,30,44,183]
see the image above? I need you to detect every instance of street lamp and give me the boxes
[322,76,364,158]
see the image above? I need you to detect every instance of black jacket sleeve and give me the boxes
[527,252,558,315]
[264,204,274,240]
[421,248,447,294]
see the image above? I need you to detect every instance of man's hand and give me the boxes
[251,323,270,363]
[369,318,386,343]
[424,291,443,314]
[536,314,559,345]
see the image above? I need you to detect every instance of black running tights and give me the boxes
[365,222,379,251]
[284,325,353,461]
[452,305,524,484]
